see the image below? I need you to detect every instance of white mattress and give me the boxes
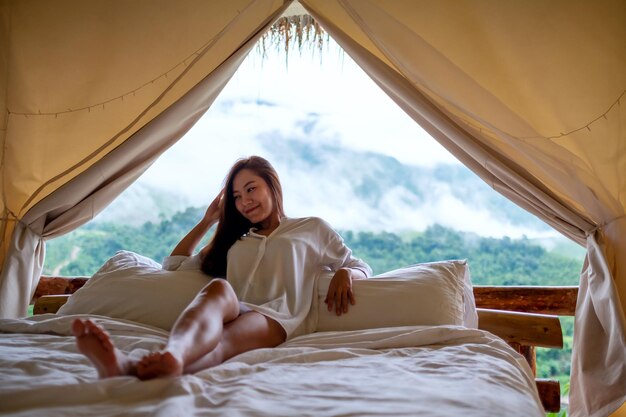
[0,314,545,416]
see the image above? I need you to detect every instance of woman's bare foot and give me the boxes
[136,351,184,380]
[72,319,135,378]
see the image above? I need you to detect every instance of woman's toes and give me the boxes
[72,319,86,336]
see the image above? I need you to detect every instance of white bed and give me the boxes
[0,252,548,416]
[0,315,544,417]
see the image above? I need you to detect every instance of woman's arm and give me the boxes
[170,190,223,257]
[316,217,372,316]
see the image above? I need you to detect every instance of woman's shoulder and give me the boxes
[279,216,336,236]
[282,216,330,228]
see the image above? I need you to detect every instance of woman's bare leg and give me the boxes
[135,279,241,379]
[183,311,286,374]
[74,278,240,379]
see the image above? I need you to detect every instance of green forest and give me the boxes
[45,206,582,388]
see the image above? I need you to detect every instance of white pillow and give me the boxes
[58,251,210,330]
[315,260,478,332]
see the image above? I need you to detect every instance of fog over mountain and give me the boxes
[79,42,584,262]
[95,99,555,241]
[260,131,552,237]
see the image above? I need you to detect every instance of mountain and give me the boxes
[255,129,553,237]
[92,183,191,226]
[96,107,557,239]
[98,127,555,239]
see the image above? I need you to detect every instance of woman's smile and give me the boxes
[232,168,281,233]
[244,204,260,215]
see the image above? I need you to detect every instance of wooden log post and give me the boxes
[33,294,71,315]
[477,308,563,349]
[32,276,88,303]
[510,342,536,376]
[536,379,561,413]
[473,286,578,316]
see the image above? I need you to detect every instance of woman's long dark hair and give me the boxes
[201,156,285,277]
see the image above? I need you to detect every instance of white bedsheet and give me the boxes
[0,314,544,417]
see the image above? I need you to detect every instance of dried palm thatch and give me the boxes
[258,14,329,61]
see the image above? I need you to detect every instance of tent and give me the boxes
[1,1,624,415]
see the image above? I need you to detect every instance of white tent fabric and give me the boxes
[0,46,255,319]
[298,1,626,415]
[0,0,624,415]
[0,0,288,317]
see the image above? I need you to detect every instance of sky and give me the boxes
[114,35,562,241]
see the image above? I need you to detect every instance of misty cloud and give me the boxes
[96,42,558,240]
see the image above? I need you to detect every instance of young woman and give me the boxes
[73,156,371,380]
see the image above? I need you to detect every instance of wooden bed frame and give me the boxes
[32,276,577,413]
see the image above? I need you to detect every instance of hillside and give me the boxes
[92,183,191,226]
[258,132,551,233]
[46,207,581,285]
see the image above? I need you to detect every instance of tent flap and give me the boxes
[302,0,626,415]
[0,0,289,315]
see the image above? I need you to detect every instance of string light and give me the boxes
[526,89,624,140]
[6,33,218,118]
[457,89,624,141]
[4,12,623,144]
[6,12,323,120]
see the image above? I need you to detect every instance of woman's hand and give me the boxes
[325,268,355,316]
[203,189,224,225]
[170,189,224,257]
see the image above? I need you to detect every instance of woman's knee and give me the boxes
[199,279,238,313]
[200,278,233,298]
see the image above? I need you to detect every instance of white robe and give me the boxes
[163,217,371,339]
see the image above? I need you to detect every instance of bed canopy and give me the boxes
[0,1,624,415]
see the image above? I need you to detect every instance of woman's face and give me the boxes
[232,169,278,230]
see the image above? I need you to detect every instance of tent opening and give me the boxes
[42,12,583,409]
[2,2,624,415]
